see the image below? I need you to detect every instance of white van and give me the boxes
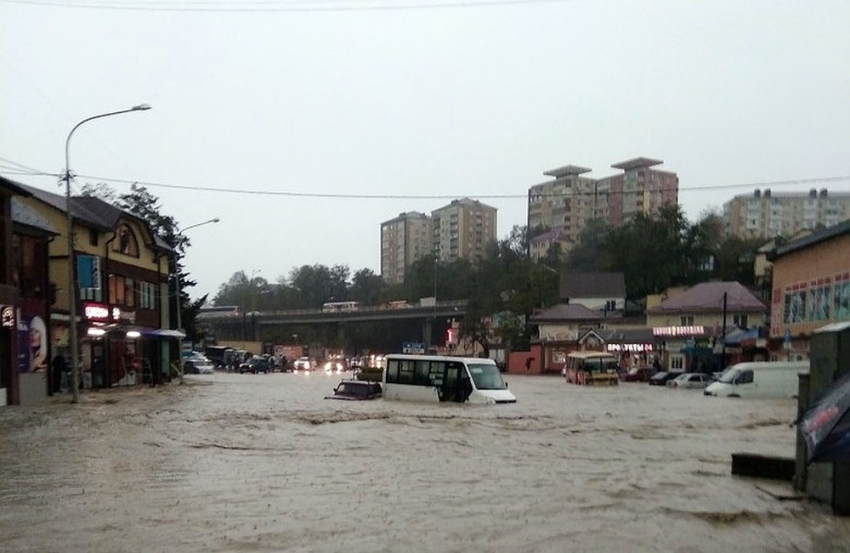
[703,361,809,398]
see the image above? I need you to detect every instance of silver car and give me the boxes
[293,357,315,371]
[667,372,711,389]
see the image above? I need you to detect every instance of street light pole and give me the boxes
[175,217,220,383]
[64,104,151,404]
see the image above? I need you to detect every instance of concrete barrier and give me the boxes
[732,453,795,481]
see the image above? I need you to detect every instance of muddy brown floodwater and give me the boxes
[1,372,850,553]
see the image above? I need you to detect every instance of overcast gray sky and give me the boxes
[2,0,849,302]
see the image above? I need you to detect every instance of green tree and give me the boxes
[350,268,384,306]
[565,218,612,272]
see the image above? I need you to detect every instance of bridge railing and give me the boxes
[197,300,468,321]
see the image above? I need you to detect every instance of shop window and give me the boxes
[0,197,7,283]
[670,355,684,370]
[108,274,125,305]
[124,277,135,307]
[140,281,157,310]
[14,234,46,300]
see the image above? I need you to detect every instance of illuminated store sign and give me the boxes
[607,343,654,352]
[1,305,14,328]
[83,302,109,322]
[652,326,705,337]
[112,307,136,324]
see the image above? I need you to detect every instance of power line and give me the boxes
[71,172,850,200]
[2,0,573,13]
[1,160,848,200]
[0,156,48,174]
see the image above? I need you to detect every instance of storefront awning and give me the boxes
[151,329,186,338]
[95,325,185,339]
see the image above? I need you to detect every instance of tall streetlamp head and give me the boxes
[211,217,221,223]
[132,104,152,111]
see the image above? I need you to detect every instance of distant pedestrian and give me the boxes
[525,357,534,373]
[51,353,66,394]
[653,357,662,373]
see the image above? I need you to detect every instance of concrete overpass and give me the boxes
[198,300,469,344]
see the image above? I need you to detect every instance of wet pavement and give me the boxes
[1,371,849,553]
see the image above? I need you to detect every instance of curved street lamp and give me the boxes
[175,217,220,383]
[64,104,151,404]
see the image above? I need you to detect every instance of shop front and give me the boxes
[0,302,18,406]
[16,298,51,404]
[600,328,657,370]
[81,302,171,388]
[653,325,716,373]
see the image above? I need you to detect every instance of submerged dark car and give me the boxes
[325,380,382,401]
[649,371,684,386]
[239,357,270,374]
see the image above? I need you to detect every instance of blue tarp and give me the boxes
[799,371,850,464]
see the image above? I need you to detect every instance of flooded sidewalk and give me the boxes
[1,373,849,553]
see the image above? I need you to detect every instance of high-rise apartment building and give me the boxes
[600,157,679,227]
[527,165,597,256]
[723,188,850,240]
[380,211,431,285]
[527,157,679,257]
[431,198,497,264]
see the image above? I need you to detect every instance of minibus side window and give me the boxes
[398,360,414,384]
[386,360,400,384]
[429,361,445,386]
[414,361,431,385]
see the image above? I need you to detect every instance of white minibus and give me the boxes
[703,360,809,398]
[383,354,516,404]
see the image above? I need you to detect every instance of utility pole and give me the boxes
[720,291,728,370]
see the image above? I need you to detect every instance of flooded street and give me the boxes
[2,372,849,553]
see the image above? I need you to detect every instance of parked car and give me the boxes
[184,359,215,375]
[649,371,683,386]
[323,358,346,374]
[623,367,655,383]
[239,357,270,374]
[667,372,711,389]
[324,380,382,400]
[293,357,315,371]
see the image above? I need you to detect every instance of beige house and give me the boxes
[646,281,767,371]
[767,219,850,358]
[18,184,176,389]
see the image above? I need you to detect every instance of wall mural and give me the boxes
[784,271,850,325]
[835,273,850,321]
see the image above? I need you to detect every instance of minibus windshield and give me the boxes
[467,363,507,390]
[718,368,740,384]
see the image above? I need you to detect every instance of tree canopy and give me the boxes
[210,204,764,350]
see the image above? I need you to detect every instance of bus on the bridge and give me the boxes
[383,354,516,404]
[322,301,359,313]
[197,305,240,319]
